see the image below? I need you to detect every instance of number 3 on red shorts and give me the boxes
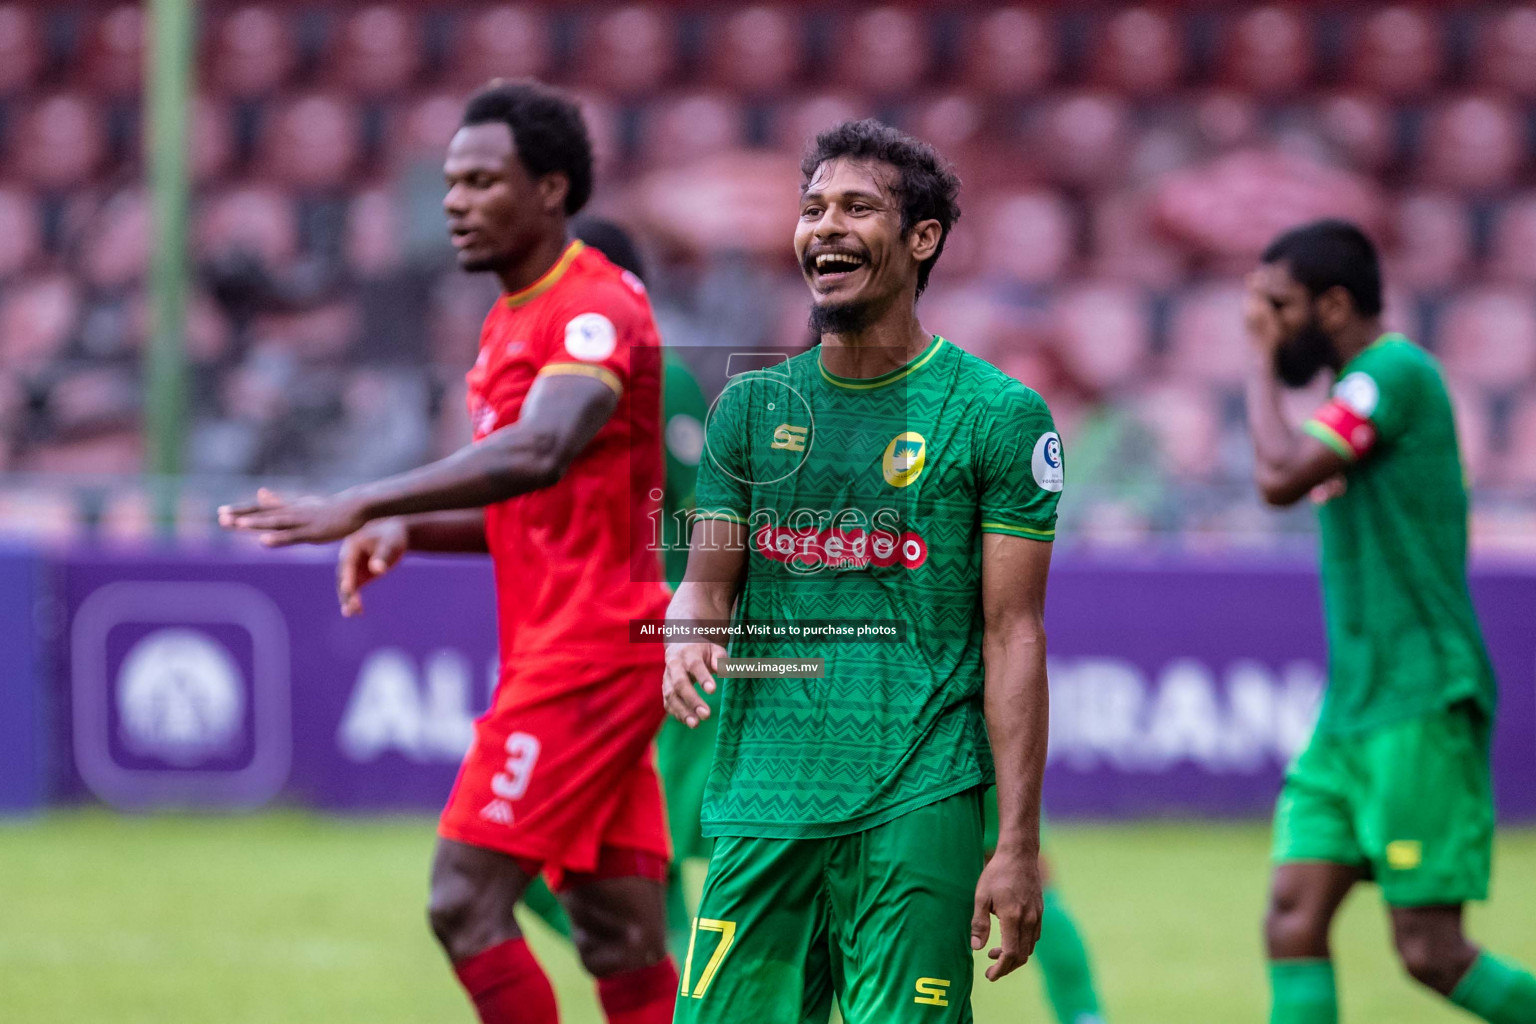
[491,732,540,801]
[679,918,737,998]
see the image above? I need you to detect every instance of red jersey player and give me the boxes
[220,82,678,1024]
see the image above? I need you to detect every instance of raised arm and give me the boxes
[1243,279,1350,507]
[220,373,618,546]
[971,532,1053,982]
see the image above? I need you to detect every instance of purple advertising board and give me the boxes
[42,548,1536,820]
[0,545,46,811]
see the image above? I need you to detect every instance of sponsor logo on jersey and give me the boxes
[913,977,951,1006]
[1334,372,1380,417]
[479,799,514,826]
[752,524,928,571]
[564,312,617,362]
[117,628,247,767]
[770,423,808,452]
[882,432,927,487]
[1032,432,1064,492]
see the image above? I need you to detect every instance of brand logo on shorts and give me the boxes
[913,977,951,1006]
[1386,839,1422,870]
[479,799,514,826]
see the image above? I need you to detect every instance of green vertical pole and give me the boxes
[144,0,196,533]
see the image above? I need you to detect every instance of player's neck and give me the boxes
[1332,317,1384,366]
[495,228,571,296]
[818,309,933,380]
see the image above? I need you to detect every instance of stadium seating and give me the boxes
[1,2,1534,548]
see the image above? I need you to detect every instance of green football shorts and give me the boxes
[1272,700,1495,907]
[673,788,986,1024]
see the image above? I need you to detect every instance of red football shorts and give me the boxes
[438,655,670,891]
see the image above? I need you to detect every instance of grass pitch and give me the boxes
[2,811,1533,1023]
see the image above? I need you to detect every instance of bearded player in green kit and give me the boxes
[662,119,1059,1023]
[1243,220,1536,1024]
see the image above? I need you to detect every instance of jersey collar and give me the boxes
[817,334,946,390]
[503,240,585,308]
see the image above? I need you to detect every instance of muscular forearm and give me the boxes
[665,579,737,624]
[401,510,488,554]
[984,624,1049,856]
[340,425,564,522]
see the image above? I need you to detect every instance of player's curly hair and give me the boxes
[802,119,962,298]
[462,80,594,216]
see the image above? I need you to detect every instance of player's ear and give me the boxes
[907,218,942,264]
[538,172,570,216]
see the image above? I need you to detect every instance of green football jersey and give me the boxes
[693,335,1062,838]
[1301,334,1497,733]
[663,350,709,588]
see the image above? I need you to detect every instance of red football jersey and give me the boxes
[465,240,670,677]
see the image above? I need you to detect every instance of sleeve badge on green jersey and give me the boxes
[1033,432,1064,491]
[666,414,704,465]
[1334,372,1380,417]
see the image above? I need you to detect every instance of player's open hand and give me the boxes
[218,488,370,548]
[336,518,409,617]
[662,642,725,728]
[1243,272,1284,357]
[971,843,1043,981]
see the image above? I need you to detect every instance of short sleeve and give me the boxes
[976,383,1063,542]
[535,282,642,399]
[691,373,753,527]
[1302,343,1416,462]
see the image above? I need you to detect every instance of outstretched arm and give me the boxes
[972,532,1053,982]
[220,373,618,546]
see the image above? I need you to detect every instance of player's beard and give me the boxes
[1274,317,1337,388]
[808,297,877,337]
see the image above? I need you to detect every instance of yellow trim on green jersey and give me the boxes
[980,521,1056,539]
[817,335,946,390]
[1303,419,1357,461]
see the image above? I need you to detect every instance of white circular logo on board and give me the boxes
[564,312,617,362]
[117,628,245,766]
[666,413,704,466]
[1032,432,1065,492]
[1334,372,1380,417]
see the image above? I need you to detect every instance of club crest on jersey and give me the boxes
[564,312,617,362]
[882,432,927,487]
[1032,432,1064,492]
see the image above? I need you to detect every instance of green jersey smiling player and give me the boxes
[663,120,1058,1023]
